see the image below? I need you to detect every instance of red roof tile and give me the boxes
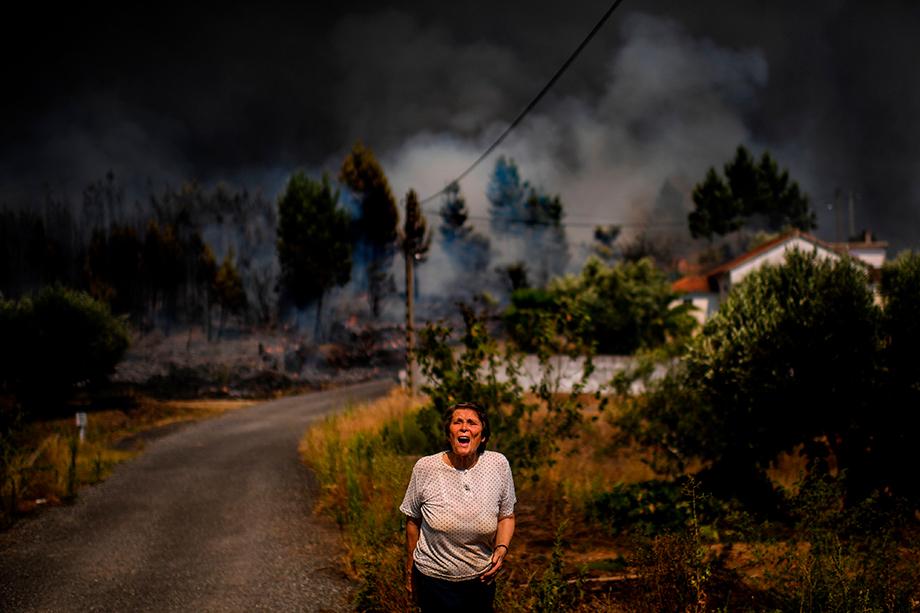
[672,275,710,294]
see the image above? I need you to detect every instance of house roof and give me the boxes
[672,275,710,294]
[671,230,862,294]
[705,231,843,277]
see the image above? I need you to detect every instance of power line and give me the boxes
[418,0,626,205]
[451,212,686,229]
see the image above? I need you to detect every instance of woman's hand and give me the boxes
[405,564,414,594]
[479,545,507,583]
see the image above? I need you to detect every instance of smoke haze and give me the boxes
[2,1,919,250]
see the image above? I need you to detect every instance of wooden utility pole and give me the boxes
[401,189,430,397]
[405,236,415,396]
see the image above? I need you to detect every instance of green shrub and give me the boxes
[621,250,888,507]
[769,470,920,612]
[0,285,130,415]
[505,257,695,356]
[416,299,591,476]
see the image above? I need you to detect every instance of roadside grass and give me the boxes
[300,389,666,611]
[1,395,254,527]
[301,389,920,612]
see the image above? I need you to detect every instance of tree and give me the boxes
[521,188,569,284]
[625,250,880,508]
[505,257,693,355]
[439,181,471,243]
[276,172,352,336]
[440,182,491,277]
[142,221,185,326]
[401,189,431,395]
[592,224,622,261]
[873,252,920,503]
[339,142,399,317]
[85,225,144,318]
[195,240,218,340]
[487,157,569,285]
[688,145,816,240]
[487,156,526,235]
[213,249,247,338]
[0,286,130,414]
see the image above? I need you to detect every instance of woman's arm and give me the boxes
[405,516,421,593]
[480,514,515,582]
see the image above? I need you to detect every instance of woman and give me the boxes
[400,402,516,612]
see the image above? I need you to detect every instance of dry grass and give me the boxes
[542,398,658,507]
[300,391,920,612]
[299,389,668,611]
[2,395,254,524]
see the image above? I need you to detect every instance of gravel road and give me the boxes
[0,379,394,612]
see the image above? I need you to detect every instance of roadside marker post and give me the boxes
[75,412,87,443]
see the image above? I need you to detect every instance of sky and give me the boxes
[3,0,919,252]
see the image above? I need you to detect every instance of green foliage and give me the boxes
[622,250,898,507]
[338,142,398,317]
[339,142,398,249]
[689,145,816,240]
[400,189,431,261]
[300,402,419,613]
[769,470,920,612]
[582,479,717,613]
[528,522,585,612]
[440,181,472,243]
[487,156,568,284]
[588,480,691,536]
[505,257,695,356]
[0,286,130,414]
[868,251,920,503]
[276,172,352,312]
[487,156,527,234]
[415,299,591,475]
[592,224,622,261]
[440,182,491,274]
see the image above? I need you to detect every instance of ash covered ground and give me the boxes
[113,321,404,399]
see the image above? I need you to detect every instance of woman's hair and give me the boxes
[443,402,490,455]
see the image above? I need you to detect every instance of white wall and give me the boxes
[729,238,840,286]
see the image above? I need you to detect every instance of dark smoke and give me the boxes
[2,1,919,251]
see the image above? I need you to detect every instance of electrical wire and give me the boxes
[418,0,627,205]
[454,212,686,229]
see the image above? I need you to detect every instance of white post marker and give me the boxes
[75,412,87,443]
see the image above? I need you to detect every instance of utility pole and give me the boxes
[405,229,415,396]
[401,189,430,397]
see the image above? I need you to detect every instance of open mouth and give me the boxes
[457,436,471,446]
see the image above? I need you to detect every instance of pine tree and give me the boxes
[277,172,352,336]
[339,142,399,317]
[688,145,816,240]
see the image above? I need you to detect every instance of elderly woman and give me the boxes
[400,402,516,612]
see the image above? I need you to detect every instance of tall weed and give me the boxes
[768,471,920,612]
[300,389,423,611]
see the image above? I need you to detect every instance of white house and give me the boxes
[673,231,887,325]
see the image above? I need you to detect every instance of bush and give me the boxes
[768,470,920,612]
[504,257,694,356]
[0,285,130,415]
[622,250,885,507]
[416,299,592,476]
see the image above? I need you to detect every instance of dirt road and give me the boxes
[0,379,393,612]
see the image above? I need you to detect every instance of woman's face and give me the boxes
[448,408,485,458]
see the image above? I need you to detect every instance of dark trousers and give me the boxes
[413,564,495,613]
